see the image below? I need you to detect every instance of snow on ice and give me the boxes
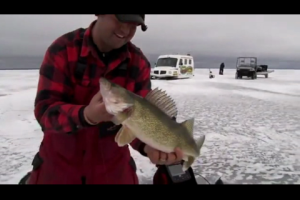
[1,69,300,184]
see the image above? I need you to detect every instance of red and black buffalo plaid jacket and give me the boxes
[34,21,151,162]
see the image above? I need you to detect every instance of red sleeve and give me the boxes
[34,42,89,134]
[130,54,152,156]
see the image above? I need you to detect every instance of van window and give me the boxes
[156,58,178,67]
[179,59,183,65]
[184,59,187,65]
[189,59,192,65]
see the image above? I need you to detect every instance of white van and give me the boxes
[150,54,195,79]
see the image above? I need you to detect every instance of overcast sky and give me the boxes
[0,15,300,61]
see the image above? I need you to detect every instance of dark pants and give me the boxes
[219,68,224,75]
[19,172,31,184]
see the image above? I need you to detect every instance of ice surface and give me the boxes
[1,69,300,184]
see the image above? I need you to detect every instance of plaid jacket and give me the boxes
[34,21,151,156]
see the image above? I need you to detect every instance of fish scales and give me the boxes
[99,77,206,171]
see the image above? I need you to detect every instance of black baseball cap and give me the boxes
[95,14,148,31]
[115,14,147,32]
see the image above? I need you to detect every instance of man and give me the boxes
[27,14,183,184]
[219,62,225,75]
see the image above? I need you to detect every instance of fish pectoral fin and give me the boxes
[180,118,194,135]
[111,107,133,125]
[114,126,136,147]
[182,156,195,172]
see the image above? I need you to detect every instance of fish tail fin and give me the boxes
[182,135,206,171]
[196,135,206,154]
[182,156,195,171]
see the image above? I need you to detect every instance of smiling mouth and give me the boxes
[114,33,125,39]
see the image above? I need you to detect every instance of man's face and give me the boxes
[96,15,139,49]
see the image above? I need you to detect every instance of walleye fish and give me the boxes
[99,77,205,171]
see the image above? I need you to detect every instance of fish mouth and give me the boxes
[99,77,133,115]
[99,77,111,92]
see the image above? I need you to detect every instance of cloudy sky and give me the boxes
[0,15,300,63]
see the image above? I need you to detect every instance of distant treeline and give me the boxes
[0,54,299,70]
[0,56,43,70]
[146,54,300,70]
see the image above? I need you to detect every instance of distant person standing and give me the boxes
[219,62,225,75]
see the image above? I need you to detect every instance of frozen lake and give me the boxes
[0,68,300,184]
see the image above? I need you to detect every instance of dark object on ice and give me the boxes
[235,57,272,79]
[209,70,215,79]
[235,57,258,79]
[153,163,225,185]
[153,162,198,185]
[219,62,225,75]
[18,172,31,184]
[215,177,224,184]
[257,65,268,72]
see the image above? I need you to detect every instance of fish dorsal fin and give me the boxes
[145,88,178,118]
[180,118,194,135]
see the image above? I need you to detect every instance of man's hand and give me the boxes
[144,144,183,165]
[83,91,114,125]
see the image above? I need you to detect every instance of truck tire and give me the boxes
[265,74,268,78]
[251,72,257,79]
